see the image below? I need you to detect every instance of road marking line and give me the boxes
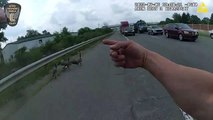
[180,108,194,120]
[122,34,129,41]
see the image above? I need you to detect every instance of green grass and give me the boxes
[0,36,109,107]
[198,30,210,38]
[0,64,52,107]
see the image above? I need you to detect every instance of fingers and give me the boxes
[118,48,125,55]
[112,55,125,62]
[110,49,125,57]
[110,51,126,67]
[103,40,131,50]
[110,41,130,50]
[104,40,132,68]
[110,50,118,57]
[102,40,117,45]
[110,50,125,59]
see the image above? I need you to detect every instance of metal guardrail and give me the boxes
[0,33,113,92]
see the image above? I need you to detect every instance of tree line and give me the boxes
[17,30,51,41]
[159,12,213,25]
[0,0,8,43]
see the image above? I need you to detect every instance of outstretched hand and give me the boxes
[103,40,149,68]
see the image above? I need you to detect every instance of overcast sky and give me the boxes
[1,0,213,48]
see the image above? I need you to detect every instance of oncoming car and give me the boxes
[147,25,163,35]
[163,23,199,42]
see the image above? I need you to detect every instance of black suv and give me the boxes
[163,23,199,41]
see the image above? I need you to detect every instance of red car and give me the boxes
[163,23,199,42]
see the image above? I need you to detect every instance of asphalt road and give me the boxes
[5,31,213,120]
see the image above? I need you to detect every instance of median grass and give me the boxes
[198,30,210,38]
[0,35,110,108]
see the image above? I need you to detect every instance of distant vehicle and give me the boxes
[120,21,129,34]
[163,23,199,41]
[209,30,213,39]
[147,25,163,35]
[138,25,148,33]
[123,26,135,36]
[134,20,147,33]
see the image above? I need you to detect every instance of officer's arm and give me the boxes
[144,51,213,120]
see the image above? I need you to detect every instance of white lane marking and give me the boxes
[180,109,194,120]
[122,34,129,41]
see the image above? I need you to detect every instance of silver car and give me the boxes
[123,26,135,36]
[148,25,163,35]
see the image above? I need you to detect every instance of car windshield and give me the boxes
[177,24,192,29]
[0,0,212,120]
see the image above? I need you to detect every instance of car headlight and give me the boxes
[183,31,189,34]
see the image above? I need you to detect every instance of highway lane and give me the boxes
[129,33,213,72]
[4,32,194,120]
